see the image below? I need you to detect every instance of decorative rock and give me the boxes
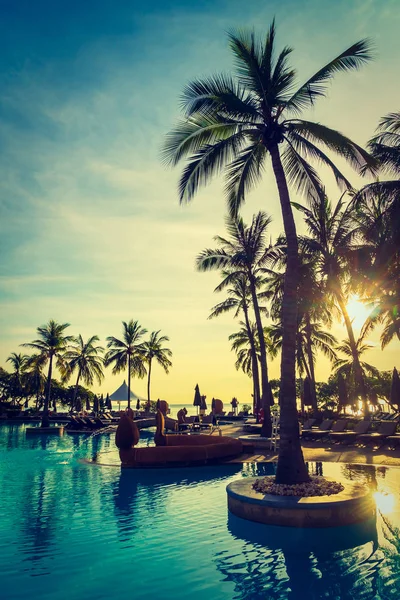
[227,477,375,528]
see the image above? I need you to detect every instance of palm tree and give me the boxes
[197,213,275,435]
[164,21,374,483]
[142,331,173,408]
[105,320,147,409]
[22,320,71,427]
[332,331,380,409]
[63,335,105,412]
[295,194,371,415]
[25,353,47,410]
[209,270,265,420]
[6,352,28,405]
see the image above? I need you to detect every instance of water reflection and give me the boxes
[224,514,380,599]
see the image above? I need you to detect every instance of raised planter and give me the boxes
[26,426,64,436]
[227,477,375,528]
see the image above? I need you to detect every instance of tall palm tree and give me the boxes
[197,213,275,435]
[105,320,147,409]
[63,335,105,412]
[6,352,28,405]
[22,320,71,427]
[142,331,173,408]
[295,194,371,415]
[209,270,266,420]
[332,332,380,409]
[25,353,47,410]
[164,21,374,483]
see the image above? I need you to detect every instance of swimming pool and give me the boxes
[1,423,399,600]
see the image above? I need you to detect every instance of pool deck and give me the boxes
[220,423,400,467]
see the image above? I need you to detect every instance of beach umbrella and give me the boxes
[211,398,216,411]
[303,377,313,407]
[136,398,141,411]
[76,397,82,413]
[390,367,400,410]
[106,393,112,411]
[86,397,91,412]
[99,394,104,410]
[93,395,99,415]
[193,384,202,414]
[337,374,348,409]
[156,399,161,410]
[200,395,207,410]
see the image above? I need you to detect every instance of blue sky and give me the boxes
[1,0,399,405]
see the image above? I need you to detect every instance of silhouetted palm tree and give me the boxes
[164,21,374,482]
[197,212,275,435]
[209,270,266,419]
[25,353,47,410]
[333,331,380,408]
[63,335,105,412]
[22,320,72,426]
[105,320,147,409]
[6,352,28,405]
[295,193,371,415]
[142,331,172,408]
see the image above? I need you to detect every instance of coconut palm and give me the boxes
[332,331,380,409]
[142,331,173,408]
[295,193,372,415]
[105,320,147,409]
[22,320,72,427]
[209,270,267,419]
[197,212,275,435]
[63,335,105,412]
[25,353,47,410]
[6,352,28,405]
[164,21,374,483]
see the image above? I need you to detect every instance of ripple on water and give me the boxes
[1,423,400,600]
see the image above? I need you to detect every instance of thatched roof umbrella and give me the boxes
[93,395,99,415]
[390,367,400,410]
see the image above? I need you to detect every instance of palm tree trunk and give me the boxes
[127,354,131,410]
[42,354,53,428]
[147,359,152,409]
[242,303,261,421]
[335,291,369,417]
[304,314,318,417]
[270,144,309,484]
[249,273,272,437]
[71,371,81,413]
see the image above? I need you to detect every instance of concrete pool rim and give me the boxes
[227,476,375,527]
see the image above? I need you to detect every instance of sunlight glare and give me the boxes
[346,295,372,333]
[373,492,396,515]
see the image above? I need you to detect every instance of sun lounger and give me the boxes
[301,418,316,430]
[384,435,400,449]
[329,420,371,443]
[356,420,398,445]
[302,419,333,440]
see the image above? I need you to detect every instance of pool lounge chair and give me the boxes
[356,420,398,446]
[301,419,333,440]
[329,420,371,444]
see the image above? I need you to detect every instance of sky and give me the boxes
[0,0,399,407]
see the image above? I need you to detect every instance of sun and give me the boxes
[346,295,373,334]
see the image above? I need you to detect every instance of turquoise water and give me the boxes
[1,424,400,600]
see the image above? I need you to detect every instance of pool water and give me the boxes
[1,423,400,600]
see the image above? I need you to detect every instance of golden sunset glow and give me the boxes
[346,296,373,334]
